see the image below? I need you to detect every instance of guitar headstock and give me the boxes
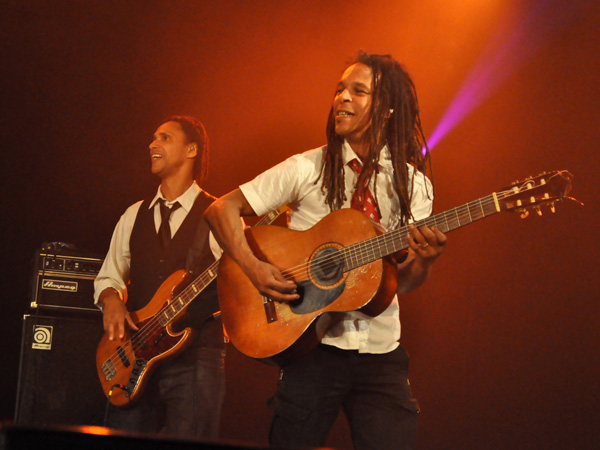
[496,170,575,218]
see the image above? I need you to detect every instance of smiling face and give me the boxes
[332,63,374,155]
[149,121,197,180]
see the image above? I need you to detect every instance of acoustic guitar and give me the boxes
[217,171,575,365]
[96,207,285,407]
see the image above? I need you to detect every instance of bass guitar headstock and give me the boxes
[496,170,578,218]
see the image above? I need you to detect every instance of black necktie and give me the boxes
[158,199,181,250]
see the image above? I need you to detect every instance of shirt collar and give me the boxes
[341,140,392,170]
[148,182,201,212]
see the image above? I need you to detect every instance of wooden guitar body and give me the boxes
[95,270,193,407]
[218,208,398,364]
[217,170,575,364]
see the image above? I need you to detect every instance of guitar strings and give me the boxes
[102,261,219,375]
[279,169,568,280]
[276,188,521,282]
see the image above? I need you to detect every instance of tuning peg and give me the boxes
[549,203,556,213]
[566,196,584,207]
[520,210,530,219]
[535,206,542,216]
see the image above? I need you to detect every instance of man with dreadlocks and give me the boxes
[205,51,446,449]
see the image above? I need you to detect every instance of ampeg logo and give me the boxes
[42,279,78,293]
[32,325,53,350]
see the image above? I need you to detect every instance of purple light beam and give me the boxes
[427,0,591,151]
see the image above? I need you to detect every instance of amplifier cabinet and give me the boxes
[14,313,106,427]
[30,246,104,312]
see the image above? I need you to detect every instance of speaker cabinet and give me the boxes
[14,312,107,427]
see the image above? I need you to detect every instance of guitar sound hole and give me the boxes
[310,245,344,286]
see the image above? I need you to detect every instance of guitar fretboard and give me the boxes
[343,193,500,271]
[156,262,219,326]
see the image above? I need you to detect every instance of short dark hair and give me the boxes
[163,115,209,185]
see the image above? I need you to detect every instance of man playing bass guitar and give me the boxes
[94,116,225,439]
[205,52,447,450]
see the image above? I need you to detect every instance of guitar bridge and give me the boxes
[263,296,277,323]
[101,359,116,381]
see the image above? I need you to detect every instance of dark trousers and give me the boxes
[105,328,225,440]
[269,344,418,450]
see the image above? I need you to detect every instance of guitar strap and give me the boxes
[179,189,222,331]
[185,189,217,277]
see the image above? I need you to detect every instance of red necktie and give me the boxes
[348,158,381,223]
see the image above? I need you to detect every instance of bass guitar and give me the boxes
[217,171,575,365]
[96,207,285,407]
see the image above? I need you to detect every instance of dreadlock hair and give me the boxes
[319,51,432,226]
[163,115,209,186]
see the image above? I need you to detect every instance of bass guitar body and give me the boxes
[96,206,287,407]
[218,209,398,364]
[96,270,193,407]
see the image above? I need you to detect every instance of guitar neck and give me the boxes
[156,206,287,326]
[344,193,501,271]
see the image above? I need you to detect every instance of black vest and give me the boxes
[128,190,220,331]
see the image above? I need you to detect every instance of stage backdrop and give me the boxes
[2,1,599,449]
